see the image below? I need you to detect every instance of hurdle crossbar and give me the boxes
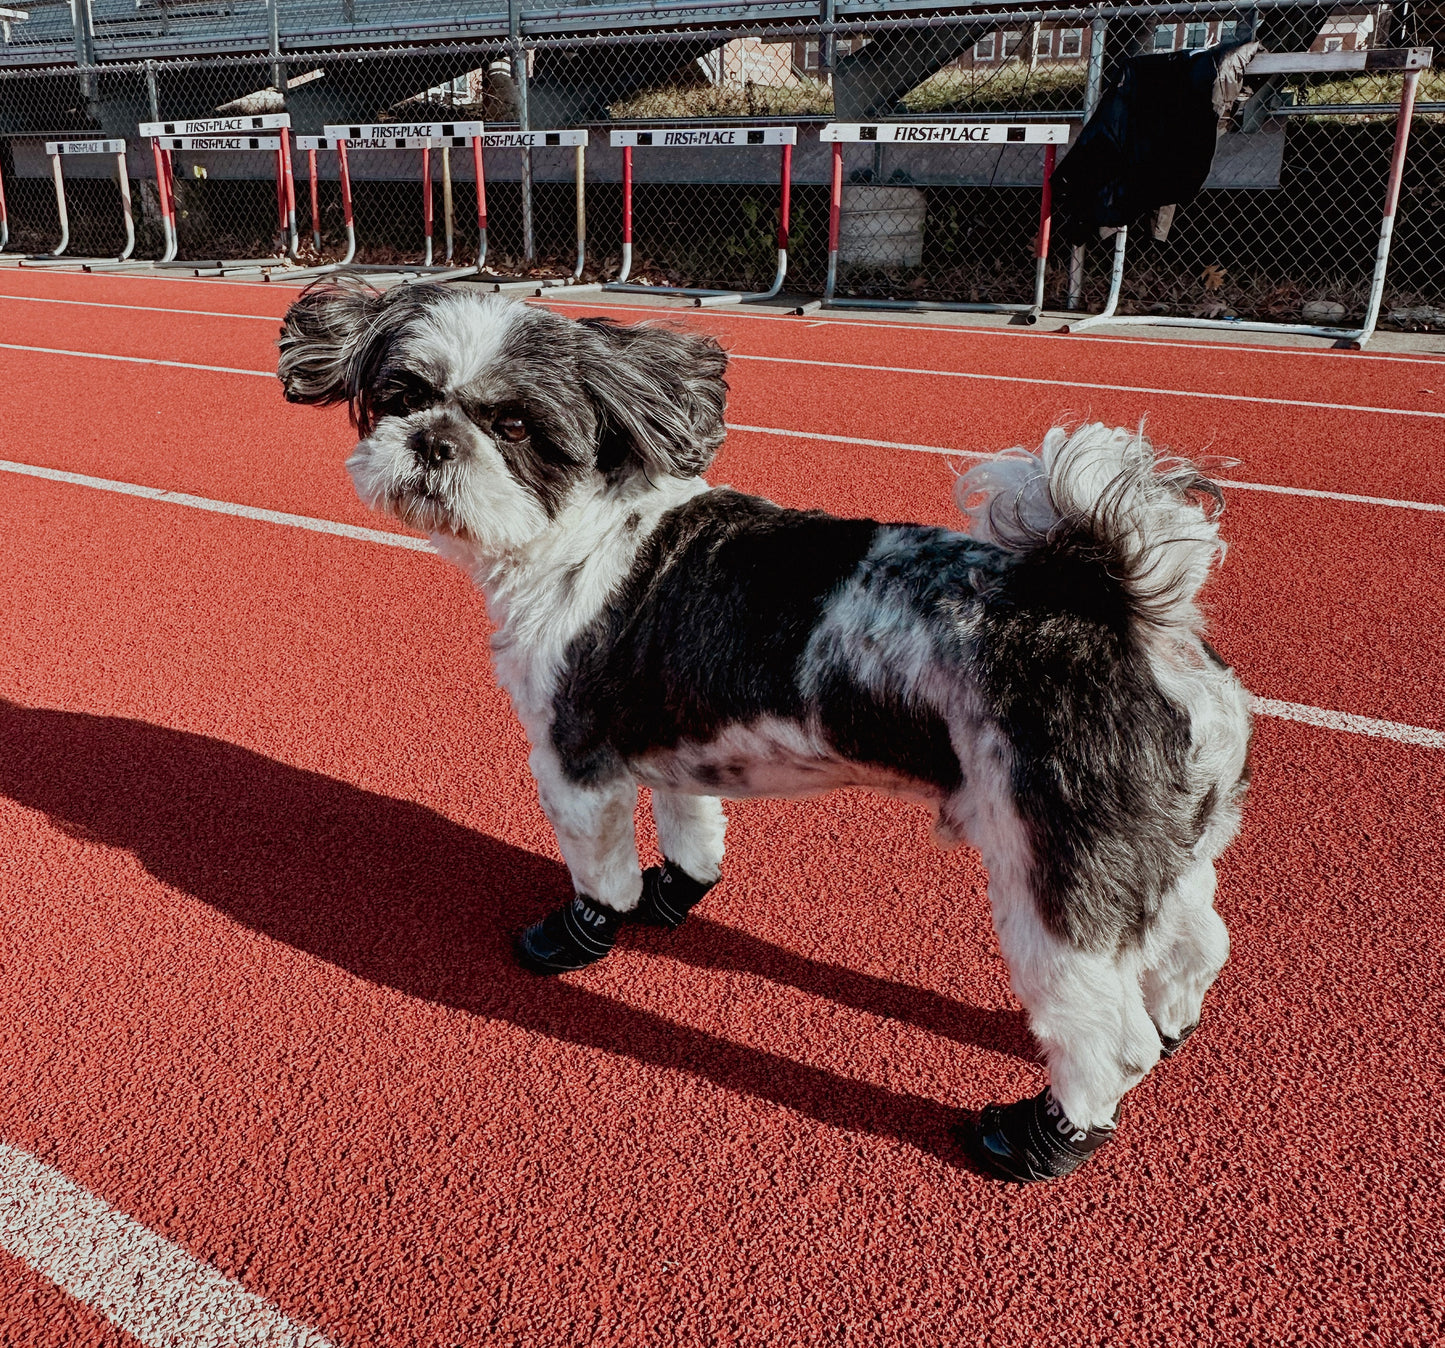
[605,126,797,306]
[803,122,1070,321]
[134,113,297,274]
[1066,47,1433,349]
[475,129,595,293]
[318,120,485,282]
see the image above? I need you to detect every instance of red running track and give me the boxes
[0,267,1441,1347]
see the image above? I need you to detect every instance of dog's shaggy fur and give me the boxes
[278,277,1252,1172]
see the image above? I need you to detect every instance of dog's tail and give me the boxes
[955,423,1225,644]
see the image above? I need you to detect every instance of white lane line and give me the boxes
[724,424,1445,514]
[0,1141,336,1348]
[7,338,1441,423]
[538,296,1445,367]
[0,342,272,378]
[2,457,1439,751]
[0,292,282,322]
[0,460,431,551]
[728,352,1445,420]
[1252,699,1445,749]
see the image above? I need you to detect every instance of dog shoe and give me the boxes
[959,1088,1117,1183]
[1158,1020,1200,1059]
[630,860,717,930]
[514,896,621,975]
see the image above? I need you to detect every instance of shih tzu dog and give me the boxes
[278,277,1252,1183]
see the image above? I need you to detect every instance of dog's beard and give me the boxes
[347,427,551,551]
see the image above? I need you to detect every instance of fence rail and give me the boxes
[2,4,1443,332]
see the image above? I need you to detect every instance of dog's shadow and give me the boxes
[0,699,1031,1157]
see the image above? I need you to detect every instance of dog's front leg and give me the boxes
[514,747,642,975]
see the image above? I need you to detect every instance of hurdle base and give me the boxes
[1063,313,1371,344]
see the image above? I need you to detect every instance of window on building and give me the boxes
[975,32,997,61]
[803,43,818,69]
[1059,28,1083,58]
[1002,30,1023,57]
[1184,22,1209,49]
[1036,29,1054,58]
[1153,24,1177,52]
[1323,35,1345,52]
[1219,20,1241,42]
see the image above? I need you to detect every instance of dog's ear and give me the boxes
[576,317,728,478]
[278,277,448,434]
[277,274,385,410]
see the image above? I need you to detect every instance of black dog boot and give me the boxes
[960,1088,1117,1183]
[1158,1020,1200,1059]
[514,895,622,975]
[630,860,717,930]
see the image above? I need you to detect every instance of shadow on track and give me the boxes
[0,699,1031,1160]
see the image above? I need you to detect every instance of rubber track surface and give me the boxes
[0,268,1441,1347]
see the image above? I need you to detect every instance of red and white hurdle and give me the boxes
[307,121,485,282]
[132,113,296,274]
[605,126,797,306]
[805,121,1070,321]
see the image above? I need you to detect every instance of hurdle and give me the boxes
[475,129,596,293]
[313,120,485,281]
[1066,47,1433,348]
[605,126,797,306]
[11,138,134,267]
[134,113,297,274]
[803,122,1070,321]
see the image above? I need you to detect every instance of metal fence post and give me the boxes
[510,0,534,265]
[1067,15,1108,310]
[267,0,288,97]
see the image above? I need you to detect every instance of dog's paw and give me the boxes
[1157,1020,1200,1059]
[630,860,717,930]
[955,1088,1116,1183]
[513,896,621,975]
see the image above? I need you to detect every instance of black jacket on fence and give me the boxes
[1050,41,1261,246]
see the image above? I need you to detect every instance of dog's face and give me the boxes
[277,278,729,549]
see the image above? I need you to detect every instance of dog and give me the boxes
[277,277,1252,1183]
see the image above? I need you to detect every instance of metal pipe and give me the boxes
[1065,228,1128,330]
[338,138,355,263]
[48,151,69,256]
[280,131,299,259]
[1030,141,1056,319]
[116,150,135,260]
[422,144,433,267]
[442,145,454,265]
[1068,17,1108,310]
[308,146,321,252]
[615,145,632,282]
[0,146,8,251]
[572,142,585,280]
[694,141,791,306]
[473,133,487,272]
[1355,66,1421,347]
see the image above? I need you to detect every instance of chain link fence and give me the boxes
[1,4,1441,329]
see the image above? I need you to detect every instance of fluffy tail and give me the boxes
[956,423,1226,642]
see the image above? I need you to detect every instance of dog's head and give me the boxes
[277,276,728,549]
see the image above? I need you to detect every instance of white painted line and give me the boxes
[0,1141,336,1348]
[0,292,282,321]
[728,352,1445,420]
[0,342,272,378]
[538,296,1445,368]
[2,457,1439,751]
[0,460,432,551]
[724,424,1445,513]
[1252,698,1445,749]
[8,335,1443,426]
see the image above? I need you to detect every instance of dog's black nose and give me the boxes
[409,427,457,470]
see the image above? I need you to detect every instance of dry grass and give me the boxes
[609,78,835,121]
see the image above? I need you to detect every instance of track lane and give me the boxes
[1,472,1441,1347]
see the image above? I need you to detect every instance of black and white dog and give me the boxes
[278,277,1252,1183]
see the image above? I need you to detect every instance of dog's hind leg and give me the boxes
[514,747,642,975]
[961,833,1162,1181]
[633,791,727,929]
[1141,860,1229,1056]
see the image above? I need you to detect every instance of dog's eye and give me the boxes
[401,385,433,412]
[495,414,529,443]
